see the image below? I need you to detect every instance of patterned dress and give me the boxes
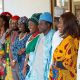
[49,35,79,80]
[12,33,30,80]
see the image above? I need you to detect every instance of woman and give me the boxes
[49,12,80,80]
[23,13,41,79]
[0,14,9,79]
[5,15,20,80]
[0,14,9,49]
[11,16,30,80]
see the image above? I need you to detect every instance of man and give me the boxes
[51,6,64,59]
[50,7,65,69]
[54,6,64,30]
[38,12,55,80]
[25,12,55,80]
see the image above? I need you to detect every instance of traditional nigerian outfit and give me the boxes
[9,31,19,80]
[25,29,55,80]
[0,33,6,79]
[49,35,79,80]
[25,31,40,79]
[12,34,30,80]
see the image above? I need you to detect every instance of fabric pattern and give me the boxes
[12,34,30,80]
[49,35,79,80]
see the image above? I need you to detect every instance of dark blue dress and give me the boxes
[12,34,30,80]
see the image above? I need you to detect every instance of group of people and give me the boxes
[0,6,80,80]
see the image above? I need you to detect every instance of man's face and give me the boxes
[38,20,48,33]
[54,17,59,30]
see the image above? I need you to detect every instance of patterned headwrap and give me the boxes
[1,12,12,17]
[11,15,20,21]
[18,16,28,24]
[18,16,29,29]
[29,13,42,25]
[1,12,12,20]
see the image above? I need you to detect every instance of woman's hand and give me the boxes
[22,60,28,75]
[18,48,25,55]
[22,66,27,76]
[10,60,16,68]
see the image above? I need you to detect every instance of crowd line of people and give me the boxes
[0,6,80,80]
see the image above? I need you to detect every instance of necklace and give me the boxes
[19,32,27,41]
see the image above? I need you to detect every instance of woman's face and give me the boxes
[18,23,25,32]
[11,20,18,30]
[28,21,38,34]
[57,17,64,33]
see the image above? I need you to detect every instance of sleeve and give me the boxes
[26,42,31,54]
[11,38,18,61]
[26,35,39,54]
[62,41,78,75]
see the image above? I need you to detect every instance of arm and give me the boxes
[22,54,29,76]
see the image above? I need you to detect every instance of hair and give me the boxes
[54,17,60,23]
[0,15,9,31]
[60,12,80,38]
[23,23,30,33]
[54,17,60,31]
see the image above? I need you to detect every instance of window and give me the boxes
[0,0,4,13]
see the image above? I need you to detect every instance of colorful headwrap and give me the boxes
[11,15,20,21]
[1,12,12,17]
[18,16,30,32]
[18,16,28,24]
[29,13,42,25]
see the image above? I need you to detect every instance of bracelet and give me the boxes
[25,58,28,62]
[12,60,16,63]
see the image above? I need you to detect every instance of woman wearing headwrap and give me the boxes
[5,15,20,80]
[8,15,20,60]
[11,16,30,80]
[0,14,9,79]
[1,12,12,20]
[23,13,41,78]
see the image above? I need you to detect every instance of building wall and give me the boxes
[4,0,50,17]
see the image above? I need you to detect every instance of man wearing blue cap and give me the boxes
[25,12,55,80]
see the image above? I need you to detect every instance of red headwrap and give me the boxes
[1,12,12,17]
[11,15,20,20]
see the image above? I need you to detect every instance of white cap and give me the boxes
[54,6,65,17]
